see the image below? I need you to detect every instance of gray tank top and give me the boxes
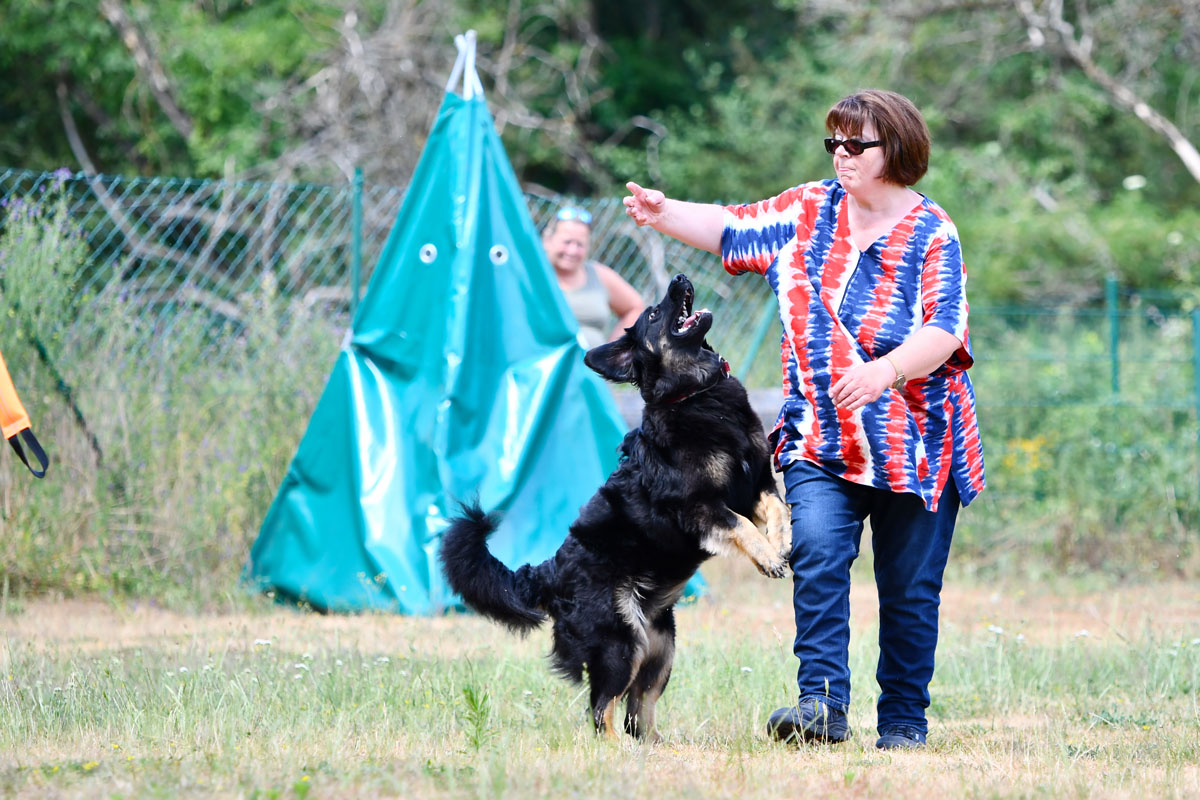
[564,261,611,349]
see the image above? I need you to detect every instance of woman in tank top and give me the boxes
[542,207,643,349]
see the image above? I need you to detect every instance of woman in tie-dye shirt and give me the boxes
[623,89,985,751]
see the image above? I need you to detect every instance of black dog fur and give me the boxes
[438,273,790,741]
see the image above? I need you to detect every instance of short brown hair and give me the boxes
[825,89,930,186]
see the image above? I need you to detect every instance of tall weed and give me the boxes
[0,187,341,604]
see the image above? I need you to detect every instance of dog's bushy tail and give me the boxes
[438,502,549,633]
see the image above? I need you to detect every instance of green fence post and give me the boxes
[351,167,364,317]
[1106,274,1119,395]
[1193,309,1200,504]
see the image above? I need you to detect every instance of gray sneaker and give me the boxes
[766,698,850,743]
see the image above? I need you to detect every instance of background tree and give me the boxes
[1,0,1197,302]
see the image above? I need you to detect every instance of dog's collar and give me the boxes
[661,357,730,405]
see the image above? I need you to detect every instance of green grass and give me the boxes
[2,562,1198,799]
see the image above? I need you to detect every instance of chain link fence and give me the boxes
[1,168,1197,573]
[0,168,776,380]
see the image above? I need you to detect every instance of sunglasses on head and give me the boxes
[824,137,883,156]
[555,206,592,225]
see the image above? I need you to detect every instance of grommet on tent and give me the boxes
[419,243,438,263]
[489,245,509,265]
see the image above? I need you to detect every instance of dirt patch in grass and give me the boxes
[2,559,1196,660]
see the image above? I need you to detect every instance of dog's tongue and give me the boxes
[680,309,708,331]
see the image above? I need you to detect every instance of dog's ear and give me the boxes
[584,336,637,384]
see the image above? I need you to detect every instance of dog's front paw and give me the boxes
[757,558,790,579]
[756,493,792,557]
[769,524,792,561]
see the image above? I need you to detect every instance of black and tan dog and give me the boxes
[438,273,790,741]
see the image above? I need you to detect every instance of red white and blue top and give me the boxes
[722,179,985,511]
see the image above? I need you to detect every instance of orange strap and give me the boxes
[0,348,48,478]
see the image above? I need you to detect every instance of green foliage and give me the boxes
[592,2,1200,303]
[143,0,343,175]
[595,39,843,201]
[0,185,85,340]
[0,189,342,604]
[591,1,805,130]
[0,0,145,170]
[0,0,343,176]
[3,0,1198,304]
[960,310,1199,578]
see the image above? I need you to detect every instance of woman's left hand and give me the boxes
[831,360,897,411]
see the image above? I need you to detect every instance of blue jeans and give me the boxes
[783,460,960,735]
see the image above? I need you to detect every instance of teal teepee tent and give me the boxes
[243,32,628,614]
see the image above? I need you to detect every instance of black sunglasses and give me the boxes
[824,137,883,156]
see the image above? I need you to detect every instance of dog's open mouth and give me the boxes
[673,286,710,335]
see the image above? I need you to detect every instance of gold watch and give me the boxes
[883,354,906,390]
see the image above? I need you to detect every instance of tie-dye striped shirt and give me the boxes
[721,179,985,511]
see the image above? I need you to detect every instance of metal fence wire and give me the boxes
[0,168,776,378]
[3,167,1200,518]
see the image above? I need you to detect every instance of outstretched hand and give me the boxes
[623,182,667,227]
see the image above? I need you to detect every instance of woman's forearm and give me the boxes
[832,325,964,411]
[882,326,963,382]
[653,199,726,255]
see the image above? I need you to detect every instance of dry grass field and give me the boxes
[2,555,1198,799]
